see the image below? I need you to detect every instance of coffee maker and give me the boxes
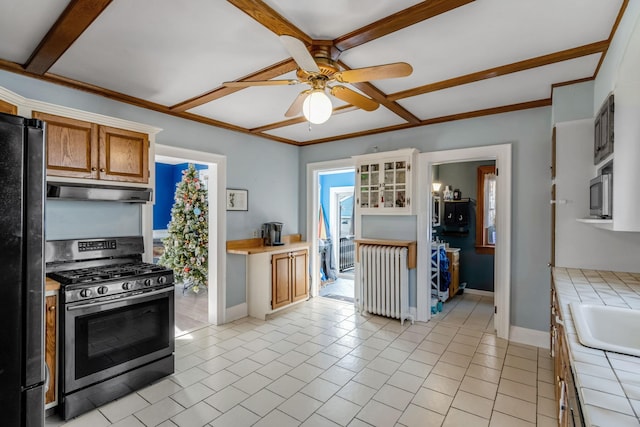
[262,222,284,246]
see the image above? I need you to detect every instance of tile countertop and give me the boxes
[553,267,640,427]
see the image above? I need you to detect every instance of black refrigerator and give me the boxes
[0,112,45,427]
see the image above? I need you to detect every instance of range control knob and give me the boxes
[80,288,92,298]
[158,276,167,284]
[97,286,108,295]
[144,278,152,287]
[122,282,131,291]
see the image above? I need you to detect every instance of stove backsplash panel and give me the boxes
[46,200,141,240]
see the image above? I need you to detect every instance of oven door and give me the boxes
[63,286,174,393]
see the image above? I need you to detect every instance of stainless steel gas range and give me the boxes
[45,236,175,420]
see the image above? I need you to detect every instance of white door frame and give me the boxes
[417,144,512,339]
[307,159,356,299]
[155,144,227,325]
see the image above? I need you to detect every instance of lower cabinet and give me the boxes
[247,247,309,320]
[45,292,58,408]
[272,250,308,309]
[446,249,460,299]
[551,281,581,427]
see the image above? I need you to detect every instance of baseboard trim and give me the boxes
[509,325,549,349]
[225,303,247,323]
[464,288,494,297]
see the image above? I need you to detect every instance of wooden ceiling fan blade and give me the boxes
[223,79,298,87]
[284,91,310,117]
[280,35,320,73]
[334,62,413,83]
[330,86,379,111]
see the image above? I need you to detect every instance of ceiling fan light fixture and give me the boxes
[303,90,332,124]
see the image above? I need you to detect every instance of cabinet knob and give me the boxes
[48,305,56,311]
[100,168,105,172]
[91,167,97,171]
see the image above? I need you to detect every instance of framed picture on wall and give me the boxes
[226,188,248,211]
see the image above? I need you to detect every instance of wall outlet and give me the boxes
[253,229,261,238]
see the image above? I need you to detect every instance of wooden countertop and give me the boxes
[45,277,60,292]
[227,234,310,255]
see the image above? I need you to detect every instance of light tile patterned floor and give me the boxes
[46,293,556,427]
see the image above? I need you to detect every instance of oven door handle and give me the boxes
[66,287,172,311]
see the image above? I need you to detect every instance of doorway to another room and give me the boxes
[429,160,496,320]
[317,170,356,303]
[152,145,227,336]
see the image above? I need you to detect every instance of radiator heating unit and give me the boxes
[360,244,413,325]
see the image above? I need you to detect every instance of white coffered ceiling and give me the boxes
[0,0,627,145]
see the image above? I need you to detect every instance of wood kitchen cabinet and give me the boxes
[272,249,308,309]
[446,249,460,299]
[0,99,17,115]
[33,111,149,184]
[551,280,578,427]
[45,292,57,407]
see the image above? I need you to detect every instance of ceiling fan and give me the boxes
[223,35,413,124]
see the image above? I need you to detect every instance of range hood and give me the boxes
[47,182,152,203]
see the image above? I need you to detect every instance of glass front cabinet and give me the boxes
[354,148,417,215]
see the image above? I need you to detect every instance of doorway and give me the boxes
[317,171,356,303]
[429,160,496,324]
[418,144,511,340]
[154,144,227,332]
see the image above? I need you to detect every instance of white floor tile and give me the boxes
[170,401,220,427]
[240,388,285,416]
[99,393,150,423]
[134,397,185,427]
[356,400,402,427]
[252,410,300,427]
[300,377,341,402]
[267,374,307,399]
[203,386,249,413]
[278,392,323,422]
[316,395,361,426]
[208,405,259,427]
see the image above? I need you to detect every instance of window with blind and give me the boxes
[476,165,496,254]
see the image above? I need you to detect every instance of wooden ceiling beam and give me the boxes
[388,40,609,101]
[170,58,297,112]
[24,0,113,75]
[334,0,474,52]
[227,0,311,44]
[593,0,628,78]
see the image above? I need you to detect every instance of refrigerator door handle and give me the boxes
[23,121,45,387]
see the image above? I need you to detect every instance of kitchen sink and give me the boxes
[570,303,640,357]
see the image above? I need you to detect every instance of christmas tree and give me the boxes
[159,164,208,293]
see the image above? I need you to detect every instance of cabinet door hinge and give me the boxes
[494,306,497,314]
[496,168,499,176]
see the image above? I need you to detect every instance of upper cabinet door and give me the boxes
[33,111,99,180]
[0,99,17,115]
[98,126,149,184]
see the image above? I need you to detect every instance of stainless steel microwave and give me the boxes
[590,173,612,218]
